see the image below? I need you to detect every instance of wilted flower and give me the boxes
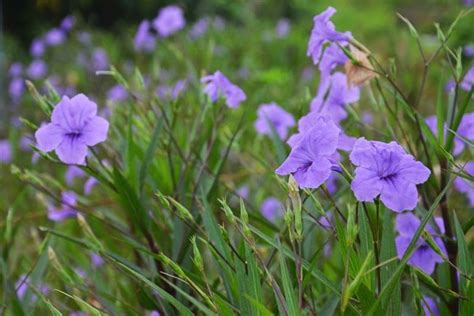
[426,113,474,156]
[276,116,340,188]
[255,103,295,140]
[30,38,45,57]
[107,85,128,102]
[44,28,66,46]
[27,60,48,79]
[153,5,186,37]
[344,45,377,86]
[91,48,108,71]
[48,191,78,221]
[350,138,431,212]
[454,162,474,206]
[9,78,25,102]
[190,18,209,39]
[35,94,109,165]
[201,71,246,108]
[134,20,156,52]
[307,7,351,65]
[461,66,474,92]
[261,197,284,221]
[395,212,446,275]
[422,296,440,316]
[60,16,76,31]
[9,63,23,77]
[0,140,12,163]
[275,18,290,38]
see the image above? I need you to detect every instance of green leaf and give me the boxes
[454,213,474,315]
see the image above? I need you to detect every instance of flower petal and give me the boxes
[380,177,418,212]
[351,167,383,202]
[81,116,109,146]
[395,212,420,237]
[35,123,64,152]
[52,94,97,130]
[55,137,88,165]
[293,156,332,189]
[398,156,431,184]
[408,246,438,275]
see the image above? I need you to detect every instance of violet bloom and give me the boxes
[350,138,431,212]
[464,44,474,58]
[261,197,284,221]
[362,112,374,125]
[422,296,440,316]
[319,43,348,78]
[84,177,98,195]
[461,66,474,92]
[65,166,86,185]
[395,213,446,275]
[9,78,25,102]
[134,20,156,52]
[35,94,109,165]
[236,185,249,200]
[445,79,455,93]
[16,274,29,299]
[91,253,104,267]
[30,39,45,57]
[276,116,340,188]
[0,140,12,163]
[307,7,351,65]
[426,113,474,156]
[310,72,359,123]
[153,5,186,37]
[27,60,47,79]
[9,63,23,77]
[44,28,66,46]
[454,162,474,207]
[149,311,161,316]
[201,71,246,108]
[91,48,108,71]
[156,80,187,101]
[48,191,78,221]
[255,103,295,140]
[276,18,290,38]
[190,18,209,39]
[60,16,75,31]
[301,67,314,82]
[107,85,128,102]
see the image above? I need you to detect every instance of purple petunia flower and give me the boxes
[91,48,109,71]
[44,28,66,46]
[255,103,295,140]
[395,213,446,275]
[91,252,104,267]
[307,7,351,65]
[84,177,98,195]
[319,43,348,78]
[310,72,359,123]
[9,62,23,77]
[276,116,340,188]
[461,66,474,92]
[107,85,128,102]
[65,166,86,185]
[276,18,290,38]
[27,60,47,79]
[190,18,209,39]
[454,162,474,207]
[260,197,284,221]
[422,296,440,316]
[0,140,12,163]
[149,311,161,316]
[153,5,186,38]
[35,94,109,165]
[201,71,246,108]
[48,191,78,221]
[60,16,76,31]
[9,78,25,102]
[30,38,45,57]
[350,138,431,212]
[134,20,156,52]
[425,115,470,156]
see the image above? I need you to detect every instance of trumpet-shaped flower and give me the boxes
[134,20,156,52]
[426,113,474,156]
[201,71,246,108]
[350,138,430,212]
[35,94,109,165]
[255,103,295,140]
[153,5,185,37]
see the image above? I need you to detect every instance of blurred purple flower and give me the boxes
[428,113,473,156]
[454,162,474,207]
[107,85,128,102]
[213,16,225,30]
[65,166,86,185]
[422,296,440,316]
[307,7,351,65]
[9,77,25,102]
[362,112,374,125]
[445,79,455,93]
[156,80,187,101]
[319,43,348,78]
[91,253,104,267]
[464,44,474,57]
[463,0,474,6]
[395,213,446,275]
[84,177,98,195]
[30,38,45,57]
[276,116,340,188]
[134,20,156,52]
[202,71,246,108]
[460,66,474,92]
[9,63,23,77]
[44,28,66,46]
[91,48,109,71]
[236,185,249,200]
[190,18,209,39]
[77,32,92,45]
[48,191,78,221]
[0,140,12,163]
[255,102,295,140]
[153,5,186,37]
[15,274,29,299]
[350,138,430,212]
[60,16,76,31]
[149,311,161,316]
[35,94,109,165]
[301,66,314,82]
[27,60,48,79]
[310,72,359,123]
[276,18,290,38]
[261,197,284,221]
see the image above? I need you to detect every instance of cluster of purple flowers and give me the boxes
[201,71,246,108]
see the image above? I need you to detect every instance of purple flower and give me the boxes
[149,311,161,316]
[190,18,209,39]
[48,191,78,221]
[201,71,246,108]
[395,213,446,275]
[9,77,25,102]
[44,28,66,46]
[464,44,474,57]
[60,16,76,31]
[0,140,12,163]
[255,103,295,140]
[27,60,47,79]
[134,20,156,52]
[276,116,340,189]
[156,80,187,101]
[445,79,455,93]
[319,43,348,78]
[454,162,474,207]
[35,94,109,165]
[463,0,474,6]
[276,18,290,38]
[350,138,431,212]
[30,39,45,57]
[310,72,359,123]
[9,62,23,77]
[236,185,249,200]
[307,7,351,65]
[65,166,86,185]
[422,296,440,316]
[153,5,186,37]
[261,197,284,221]
[15,274,29,299]
[84,177,98,195]
[426,113,474,156]
[90,253,104,267]
[91,48,108,71]
[362,112,373,125]
[107,85,128,102]
[461,66,474,91]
